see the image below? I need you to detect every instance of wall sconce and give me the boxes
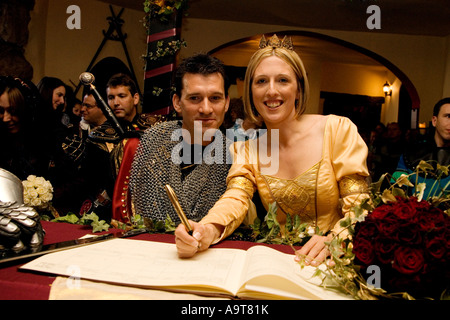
[418,122,427,135]
[383,81,392,97]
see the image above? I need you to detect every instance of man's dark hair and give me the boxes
[173,53,230,98]
[433,97,450,116]
[107,73,138,96]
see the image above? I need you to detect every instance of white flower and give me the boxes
[22,175,54,210]
[306,226,315,236]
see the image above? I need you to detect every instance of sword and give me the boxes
[0,227,147,267]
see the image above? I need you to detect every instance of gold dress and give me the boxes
[201,115,370,242]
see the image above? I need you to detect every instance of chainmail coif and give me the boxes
[129,121,231,224]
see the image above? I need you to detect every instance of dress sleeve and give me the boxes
[329,116,370,236]
[200,141,257,242]
[330,116,369,180]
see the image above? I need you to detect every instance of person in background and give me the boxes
[37,77,74,141]
[37,76,89,215]
[175,35,370,265]
[367,122,386,180]
[393,97,450,199]
[373,122,405,180]
[64,84,82,133]
[0,76,85,216]
[69,97,83,132]
[76,91,113,221]
[0,76,54,180]
[225,97,260,141]
[82,74,164,222]
[88,73,164,181]
[81,92,107,132]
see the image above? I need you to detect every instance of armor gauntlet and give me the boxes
[0,169,44,253]
[0,201,43,252]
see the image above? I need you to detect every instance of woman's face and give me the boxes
[52,85,66,111]
[72,103,82,117]
[0,92,21,134]
[251,55,300,126]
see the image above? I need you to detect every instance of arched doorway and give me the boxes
[208,31,420,135]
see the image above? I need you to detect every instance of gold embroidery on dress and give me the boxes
[339,174,369,197]
[262,161,320,225]
[227,176,255,197]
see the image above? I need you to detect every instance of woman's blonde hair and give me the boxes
[243,45,310,125]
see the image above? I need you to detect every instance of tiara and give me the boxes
[259,34,294,50]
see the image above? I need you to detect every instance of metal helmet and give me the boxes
[0,168,24,204]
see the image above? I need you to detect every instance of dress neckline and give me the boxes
[261,160,321,181]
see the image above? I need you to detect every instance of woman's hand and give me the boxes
[295,234,333,266]
[174,221,222,258]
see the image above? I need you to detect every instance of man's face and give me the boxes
[172,73,229,146]
[81,94,106,127]
[107,85,139,122]
[432,103,450,147]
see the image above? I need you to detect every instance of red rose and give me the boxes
[371,204,394,220]
[415,211,437,231]
[425,237,446,260]
[392,200,417,219]
[410,198,431,210]
[395,223,422,244]
[353,237,375,266]
[377,215,400,236]
[355,218,379,239]
[392,246,425,275]
[388,274,421,294]
[375,237,398,264]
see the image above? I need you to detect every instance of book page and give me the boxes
[20,238,248,296]
[238,245,352,300]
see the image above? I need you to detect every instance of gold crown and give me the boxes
[259,34,294,50]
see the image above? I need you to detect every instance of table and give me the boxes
[0,221,294,300]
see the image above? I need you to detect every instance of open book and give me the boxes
[20,238,351,300]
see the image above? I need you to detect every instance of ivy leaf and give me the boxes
[293,214,301,230]
[381,189,397,203]
[417,160,434,172]
[395,174,414,187]
[391,187,407,199]
[154,220,165,231]
[80,212,110,233]
[52,212,79,224]
[165,214,176,232]
[92,220,110,233]
[415,182,426,202]
[285,213,293,232]
[436,163,450,176]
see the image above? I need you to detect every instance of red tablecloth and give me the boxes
[0,221,294,300]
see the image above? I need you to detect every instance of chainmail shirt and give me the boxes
[129,121,231,223]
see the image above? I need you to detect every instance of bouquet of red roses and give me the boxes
[352,196,450,299]
[321,161,450,300]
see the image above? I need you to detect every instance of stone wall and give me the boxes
[0,0,35,80]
